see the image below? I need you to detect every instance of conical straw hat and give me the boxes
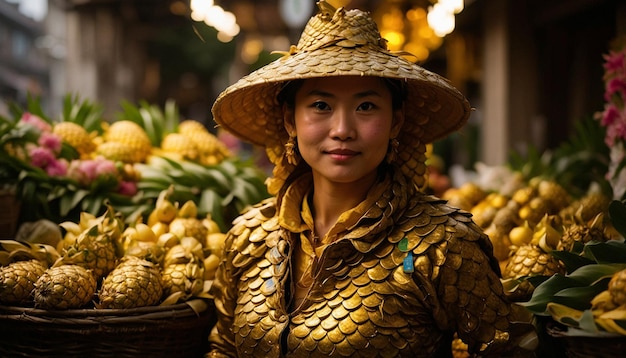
[212,1,470,190]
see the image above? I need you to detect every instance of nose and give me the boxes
[329,107,355,140]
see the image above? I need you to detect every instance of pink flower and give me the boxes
[94,158,117,177]
[605,77,626,101]
[117,180,138,196]
[20,113,51,133]
[46,158,68,176]
[38,132,62,153]
[600,104,621,127]
[29,147,55,168]
[604,51,626,78]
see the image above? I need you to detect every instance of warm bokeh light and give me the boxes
[190,0,239,42]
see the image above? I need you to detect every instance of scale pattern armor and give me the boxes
[208,172,528,357]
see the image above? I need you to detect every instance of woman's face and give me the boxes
[286,76,403,187]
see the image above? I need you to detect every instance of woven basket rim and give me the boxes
[0,299,209,324]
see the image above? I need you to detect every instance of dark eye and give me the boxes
[357,102,375,111]
[313,101,331,111]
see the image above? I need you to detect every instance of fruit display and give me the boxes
[0,189,225,310]
[0,94,270,232]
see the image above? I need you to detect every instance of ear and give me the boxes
[283,103,296,137]
[390,107,405,138]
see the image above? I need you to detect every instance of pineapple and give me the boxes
[33,264,97,309]
[168,217,208,243]
[96,142,142,163]
[536,179,571,213]
[0,259,47,305]
[97,256,163,309]
[60,207,121,280]
[560,191,611,224]
[52,122,96,158]
[100,120,152,163]
[160,133,199,161]
[558,212,610,251]
[608,268,626,307]
[161,258,205,301]
[502,244,565,300]
[178,120,230,165]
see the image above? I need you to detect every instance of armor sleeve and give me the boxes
[414,196,534,356]
[206,198,277,357]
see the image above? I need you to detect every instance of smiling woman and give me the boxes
[206,1,537,357]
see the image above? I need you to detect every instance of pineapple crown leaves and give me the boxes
[0,239,58,266]
[60,93,104,133]
[134,155,269,232]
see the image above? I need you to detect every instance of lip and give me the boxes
[325,148,359,160]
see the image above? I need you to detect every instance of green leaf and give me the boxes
[521,274,580,315]
[199,188,227,232]
[582,240,626,263]
[551,250,596,273]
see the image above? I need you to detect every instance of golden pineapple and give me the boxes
[161,258,205,301]
[168,217,208,243]
[96,142,142,163]
[60,208,121,280]
[123,240,165,266]
[608,268,626,306]
[0,259,47,305]
[558,212,610,251]
[101,120,152,163]
[53,122,96,157]
[560,191,611,224]
[33,264,97,309]
[502,244,565,300]
[97,256,163,309]
[537,179,571,213]
[178,119,230,165]
[160,133,199,161]
[163,237,205,267]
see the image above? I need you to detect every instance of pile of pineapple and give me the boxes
[442,177,616,300]
[0,188,225,310]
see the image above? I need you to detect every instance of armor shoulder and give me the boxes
[224,198,280,272]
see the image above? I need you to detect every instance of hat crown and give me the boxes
[296,2,387,53]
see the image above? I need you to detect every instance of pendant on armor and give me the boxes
[399,237,414,273]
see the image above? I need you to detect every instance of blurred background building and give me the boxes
[1,0,625,175]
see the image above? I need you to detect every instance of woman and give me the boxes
[207,2,535,357]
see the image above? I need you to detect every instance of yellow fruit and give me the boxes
[155,200,178,223]
[161,133,199,161]
[177,200,198,219]
[0,259,47,305]
[203,216,222,235]
[33,264,97,309]
[97,142,142,163]
[206,232,226,254]
[509,223,533,247]
[169,217,208,242]
[102,120,152,163]
[151,222,169,238]
[52,122,96,157]
[203,254,220,280]
[98,256,163,309]
[134,223,157,242]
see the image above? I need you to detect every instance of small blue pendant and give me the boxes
[403,251,414,273]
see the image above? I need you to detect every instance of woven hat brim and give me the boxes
[212,45,470,150]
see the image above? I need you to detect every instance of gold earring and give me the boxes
[386,138,399,164]
[285,135,299,165]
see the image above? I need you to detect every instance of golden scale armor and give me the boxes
[208,171,532,357]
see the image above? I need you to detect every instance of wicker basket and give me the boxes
[0,300,215,357]
[547,322,626,358]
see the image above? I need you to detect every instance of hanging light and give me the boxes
[427,3,455,37]
[439,0,464,14]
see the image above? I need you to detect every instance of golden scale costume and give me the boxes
[208,2,534,357]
